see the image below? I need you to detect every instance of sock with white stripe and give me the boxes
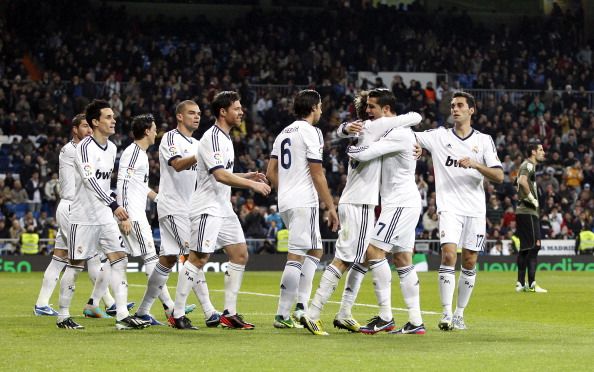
[36,255,67,307]
[438,265,456,316]
[296,255,320,311]
[369,259,392,321]
[307,264,342,321]
[137,263,171,316]
[144,256,174,310]
[192,269,216,318]
[88,260,113,307]
[338,263,367,318]
[173,260,198,318]
[454,267,476,317]
[109,256,130,321]
[57,264,83,321]
[397,265,423,326]
[224,262,245,315]
[276,261,302,319]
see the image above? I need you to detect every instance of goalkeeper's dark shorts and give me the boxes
[516,213,541,251]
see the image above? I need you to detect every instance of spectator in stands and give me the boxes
[486,195,504,229]
[265,205,283,230]
[422,205,439,238]
[539,166,560,193]
[11,180,28,204]
[44,171,59,214]
[563,159,584,195]
[25,170,43,213]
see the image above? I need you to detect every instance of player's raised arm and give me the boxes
[369,112,422,137]
[348,129,410,162]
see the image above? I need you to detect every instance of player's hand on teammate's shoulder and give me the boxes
[345,120,363,134]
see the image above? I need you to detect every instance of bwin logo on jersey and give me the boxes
[95,168,113,180]
[445,155,464,168]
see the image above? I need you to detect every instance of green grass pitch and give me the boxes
[1,270,593,371]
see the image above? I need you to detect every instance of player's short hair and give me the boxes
[354,91,369,121]
[452,91,476,109]
[293,89,321,118]
[132,114,155,140]
[175,100,199,116]
[72,113,86,127]
[212,91,240,119]
[368,88,397,113]
[526,139,542,158]
[85,99,111,128]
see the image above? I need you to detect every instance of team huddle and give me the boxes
[33,88,504,335]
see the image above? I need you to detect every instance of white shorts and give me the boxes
[280,207,322,255]
[68,221,124,261]
[54,200,71,251]
[190,214,245,254]
[158,215,191,257]
[438,211,486,252]
[121,218,157,259]
[335,204,374,263]
[370,206,421,253]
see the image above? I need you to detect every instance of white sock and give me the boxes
[173,260,198,318]
[438,265,456,316]
[397,265,422,326]
[36,255,67,307]
[296,255,320,311]
[307,264,342,321]
[86,254,101,283]
[109,256,129,321]
[454,267,476,317]
[89,260,112,307]
[137,262,171,316]
[192,269,216,318]
[224,262,245,315]
[369,259,392,321]
[144,256,174,310]
[276,261,302,319]
[57,264,83,321]
[338,263,367,318]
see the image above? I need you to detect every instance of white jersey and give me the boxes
[415,127,502,217]
[191,125,235,218]
[58,141,77,201]
[70,136,118,225]
[158,129,199,217]
[117,143,149,221]
[338,112,422,205]
[271,120,323,212]
[348,127,420,208]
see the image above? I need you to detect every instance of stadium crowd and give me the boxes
[0,0,592,254]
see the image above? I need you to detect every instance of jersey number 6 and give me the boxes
[281,138,292,169]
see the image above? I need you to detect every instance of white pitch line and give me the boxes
[129,284,440,315]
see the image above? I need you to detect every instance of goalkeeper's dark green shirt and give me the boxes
[516,160,539,217]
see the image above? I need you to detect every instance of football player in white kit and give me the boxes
[34,114,116,317]
[171,91,270,330]
[111,113,177,325]
[56,100,149,330]
[267,89,339,332]
[135,100,218,329]
[300,89,422,335]
[415,91,503,331]
[346,89,425,335]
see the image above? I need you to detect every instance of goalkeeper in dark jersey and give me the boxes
[515,140,548,293]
